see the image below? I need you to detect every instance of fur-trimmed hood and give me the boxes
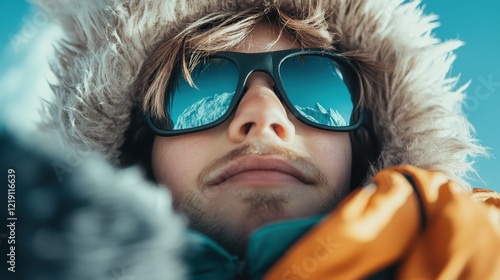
[39,0,485,188]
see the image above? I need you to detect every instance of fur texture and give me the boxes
[0,130,186,280]
[39,0,485,188]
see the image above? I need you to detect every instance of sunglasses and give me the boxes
[146,48,364,136]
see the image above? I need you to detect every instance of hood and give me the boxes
[39,0,485,188]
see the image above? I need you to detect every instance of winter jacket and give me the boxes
[24,0,499,279]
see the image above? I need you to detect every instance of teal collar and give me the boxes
[183,216,324,280]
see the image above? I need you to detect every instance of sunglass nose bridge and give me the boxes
[242,51,275,74]
[244,52,280,89]
[242,70,277,94]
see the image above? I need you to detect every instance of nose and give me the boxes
[228,72,295,143]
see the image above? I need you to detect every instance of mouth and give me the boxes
[207,156,315,188]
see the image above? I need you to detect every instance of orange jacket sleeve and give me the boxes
[264,165,500,280]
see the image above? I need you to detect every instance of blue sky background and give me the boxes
[0,1,499,191]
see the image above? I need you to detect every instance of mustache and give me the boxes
[197,143,328,187]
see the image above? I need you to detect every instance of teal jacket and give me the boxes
[184,216,322,280]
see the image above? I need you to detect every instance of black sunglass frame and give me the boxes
[146,48,364,136]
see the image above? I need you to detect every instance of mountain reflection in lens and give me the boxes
[280,55,353,127]
[169,58,239,129]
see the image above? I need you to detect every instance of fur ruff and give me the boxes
[38,0,486,188]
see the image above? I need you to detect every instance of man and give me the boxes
[39,0,499,279]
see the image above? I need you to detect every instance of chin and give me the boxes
[180,187,335,255]
[216,204,323,256]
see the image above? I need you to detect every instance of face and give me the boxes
[152,22,352,255]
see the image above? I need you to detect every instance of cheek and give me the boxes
[151,136,207,194]
[303,131,352,183]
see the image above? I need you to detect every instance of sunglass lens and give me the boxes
[280,54,355,127]
[165,58,238,130]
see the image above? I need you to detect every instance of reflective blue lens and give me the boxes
[279,55,354,127]
[167,58,238,130]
